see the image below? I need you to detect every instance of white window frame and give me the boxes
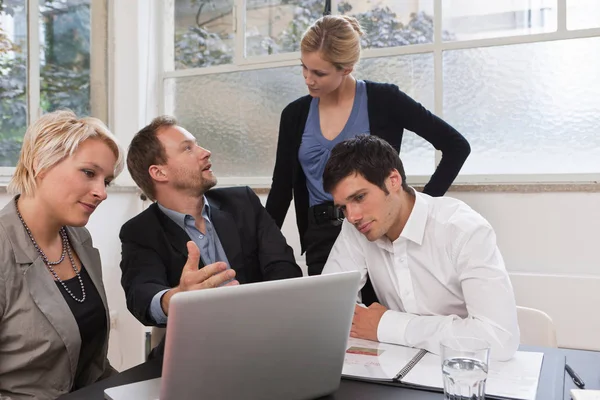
[0,0,109,185]
[161,0,600,187]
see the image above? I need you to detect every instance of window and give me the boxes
[165,53,434,179]
[174,0,234,69]
[444,37,600,175]
[164,0,600,184]
[245,0,321,57]
[567,0,600,30]
[0,0,107,169]
[340,0,436,47]
[442,0,557,41]
[0,0,27,167]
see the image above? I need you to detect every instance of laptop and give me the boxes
[105,271,360,400]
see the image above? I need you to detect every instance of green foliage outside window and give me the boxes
[0,0,446,166]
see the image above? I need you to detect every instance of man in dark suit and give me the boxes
[120,116,302,356]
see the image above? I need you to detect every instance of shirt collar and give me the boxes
[398,190,428,245]
[373,190,428,251]
[157,196,211,230]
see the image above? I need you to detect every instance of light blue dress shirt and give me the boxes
[149,197,230,324]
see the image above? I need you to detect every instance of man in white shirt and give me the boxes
[322,135,519,361]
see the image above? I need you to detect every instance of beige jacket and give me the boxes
[0,199,114,399]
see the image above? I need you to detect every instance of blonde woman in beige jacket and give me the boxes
[0,110,124,399]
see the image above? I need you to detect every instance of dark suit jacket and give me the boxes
[120,186,302,329]
[265,81,471,253]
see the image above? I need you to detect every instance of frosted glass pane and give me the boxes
[355,54,435,176]
[166,66,304,178]
[443,37,600,175]
[245,0,321,57]
[567,0,600,30]
[174,0,234,69]
[166,54,434,178]
[339,0,435,47]
[442,0,557,41]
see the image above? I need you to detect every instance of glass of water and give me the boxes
[441,337,490,400]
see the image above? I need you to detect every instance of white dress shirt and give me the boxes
[323,191,520,361]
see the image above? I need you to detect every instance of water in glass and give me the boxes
[442,356,488,399]
[441,336,490,400]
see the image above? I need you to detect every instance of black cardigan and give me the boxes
[265,81,471,252]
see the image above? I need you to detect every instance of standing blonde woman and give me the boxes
[0,110,124,399]
[266,15,470,281]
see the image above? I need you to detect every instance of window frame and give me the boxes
[0,0,109,184]
[161,0,600,187]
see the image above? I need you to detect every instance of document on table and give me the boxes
[342,338,544,400]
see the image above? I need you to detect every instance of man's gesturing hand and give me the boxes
[161,241,238,315]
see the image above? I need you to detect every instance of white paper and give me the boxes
[402,349,544,400]
[571,389,600,400]
[486,352,544,400]
[342,338,544,400]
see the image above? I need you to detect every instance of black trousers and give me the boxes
[304,212,379,306]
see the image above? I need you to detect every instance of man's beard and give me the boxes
[173,170,217,195]
[201,175,217,192]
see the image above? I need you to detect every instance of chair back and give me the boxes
[517,306,558,347]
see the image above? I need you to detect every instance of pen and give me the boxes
[565,363,585,389]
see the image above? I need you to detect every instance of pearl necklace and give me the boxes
[15,199,86,303]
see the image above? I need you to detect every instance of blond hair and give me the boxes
[301,15,364,70]
[8,110,125,196]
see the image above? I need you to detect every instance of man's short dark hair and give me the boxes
[323,135,411,195]
[127,115,177,201]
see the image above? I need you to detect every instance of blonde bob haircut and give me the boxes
[301,15,364,70]
[8,109,125,196]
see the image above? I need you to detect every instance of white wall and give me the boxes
[451,191,600,351]
[84,191,147,370]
